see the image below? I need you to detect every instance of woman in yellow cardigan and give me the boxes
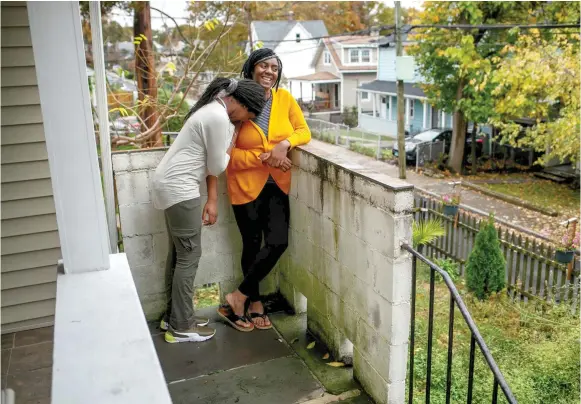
[218,49,311,332]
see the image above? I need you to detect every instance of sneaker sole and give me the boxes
[165,331,215,343]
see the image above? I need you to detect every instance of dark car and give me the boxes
[392,128,485,162]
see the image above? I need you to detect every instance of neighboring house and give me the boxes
[354,28,454,136]
[289,34,379,122]
[249,16,328,102]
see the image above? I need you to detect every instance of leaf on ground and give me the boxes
[290,338,299,344]
[307,341,316,350]
[322,353,330,360]
[327,361,345,367]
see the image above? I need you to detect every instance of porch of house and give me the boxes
[289,72,342,116]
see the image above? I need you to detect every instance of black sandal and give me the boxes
[217,305,254,332]
[247,311,272,330]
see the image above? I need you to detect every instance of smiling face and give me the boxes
[252,57,279,90]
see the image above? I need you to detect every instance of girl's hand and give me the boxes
[202,199,218,225]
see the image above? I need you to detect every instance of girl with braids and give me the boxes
[219,48,311,332]
[152,77,266,343]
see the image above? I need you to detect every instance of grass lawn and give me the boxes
[339,128,394,142]
[480,176,579,219]
[195,284,220,308]
[408,263,579,404]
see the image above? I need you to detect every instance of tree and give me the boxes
[407,1,578,173]
[491,31,580,166]
[466,214,505,300]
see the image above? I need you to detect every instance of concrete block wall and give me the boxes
[279,145,414,404]
[111,149,277,320]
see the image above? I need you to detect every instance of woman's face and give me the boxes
[252,57,279,90]
[227,97,256,125]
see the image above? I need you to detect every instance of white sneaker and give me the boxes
[164,325,216,343]
[160,316,209,331]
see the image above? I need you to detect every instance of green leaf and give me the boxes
[307,341,316,350]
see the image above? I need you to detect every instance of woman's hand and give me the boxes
[260,152,292,172]
[202,198,218,226]
[267,140,291,167]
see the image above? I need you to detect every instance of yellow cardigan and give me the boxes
[226,88,311,205]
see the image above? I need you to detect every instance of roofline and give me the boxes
[355,87,427,100]
[339,69,378,73]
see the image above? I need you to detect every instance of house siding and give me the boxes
[343,72,377,109]
[378,46,423,83]
[1,2,60,334]
[314,45,339,74]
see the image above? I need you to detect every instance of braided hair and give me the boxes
[184,77,266,122]
[241,48,283,90]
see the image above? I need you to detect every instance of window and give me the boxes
[323,51,331,65]
[409,100,415,118]
[361,91,369,101]
[296,33,301,43]
[362,49,371,63]
[349,49,360,63]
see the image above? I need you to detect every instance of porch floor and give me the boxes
[149,307,373,404]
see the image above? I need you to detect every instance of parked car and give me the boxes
[110,116,141,134]
[393,128,485,162]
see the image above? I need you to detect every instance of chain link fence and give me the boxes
[415,140,446,172]
[306,117,395,160]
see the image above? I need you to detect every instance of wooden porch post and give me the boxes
[423,100,428,129]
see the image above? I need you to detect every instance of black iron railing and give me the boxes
[403,244,517,404]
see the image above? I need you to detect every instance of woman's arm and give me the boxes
[205,113,231,176]
[286,96,312,148]
[202,175,218,225]
[229,147,265,171]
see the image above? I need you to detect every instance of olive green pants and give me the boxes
[163,198,202,331]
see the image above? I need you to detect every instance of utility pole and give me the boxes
[395,1,406,179]
[134,2,162,147]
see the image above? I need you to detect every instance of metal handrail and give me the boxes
[402,243,518,404]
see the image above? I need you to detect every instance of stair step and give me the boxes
[534,172,568,183]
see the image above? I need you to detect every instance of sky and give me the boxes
[111,0,424,30]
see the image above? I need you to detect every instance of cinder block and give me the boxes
[387,344,409,384]
[119,203,165,236]
[320,215,339,260]
[280,276,307,314]
[260,266,279,296]
[111,152,131,173]
[387,381,406,404]
[129,150,165,170]
[139,291,166,321]
[131,263,166,296]
[367,299,411,347]
[353,347,388,404]
[196,253,237,285]
[115,171,152,205]
[201,223,242,255]
[311,276,329,316]
[354,319,391,379]
[374,253,412,304]
[123,235,154,267]
[284,261,313,301]
[152,231,170,264]
[337,231,373,287]
[326,291,358,344]
[306,204,323,245]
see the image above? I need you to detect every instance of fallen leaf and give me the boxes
[290,338,299,344]
[323,353,330,360]
[327,362,345,367]
[307,341,316,350]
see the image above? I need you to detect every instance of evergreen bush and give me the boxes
[466,214,506,300]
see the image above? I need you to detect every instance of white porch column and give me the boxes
[372,93,377,117]
[423,101,428,129]
[358,91,362,115]
[388,95,393,121]
[28,1,110,273]
[405,98,410,125]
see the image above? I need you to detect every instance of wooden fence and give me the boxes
[414,194,580,313]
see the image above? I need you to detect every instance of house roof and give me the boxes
[321,37,378,72]
[379,25,413,47]
[252,20,328,49]
[358,80,426,98]
[289,71,341,82]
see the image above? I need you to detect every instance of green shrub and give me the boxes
[342,106,358,127]
[158,89,190,132]
[435,258,460,283]
[466,214,506,300]
[349,142,376,158]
